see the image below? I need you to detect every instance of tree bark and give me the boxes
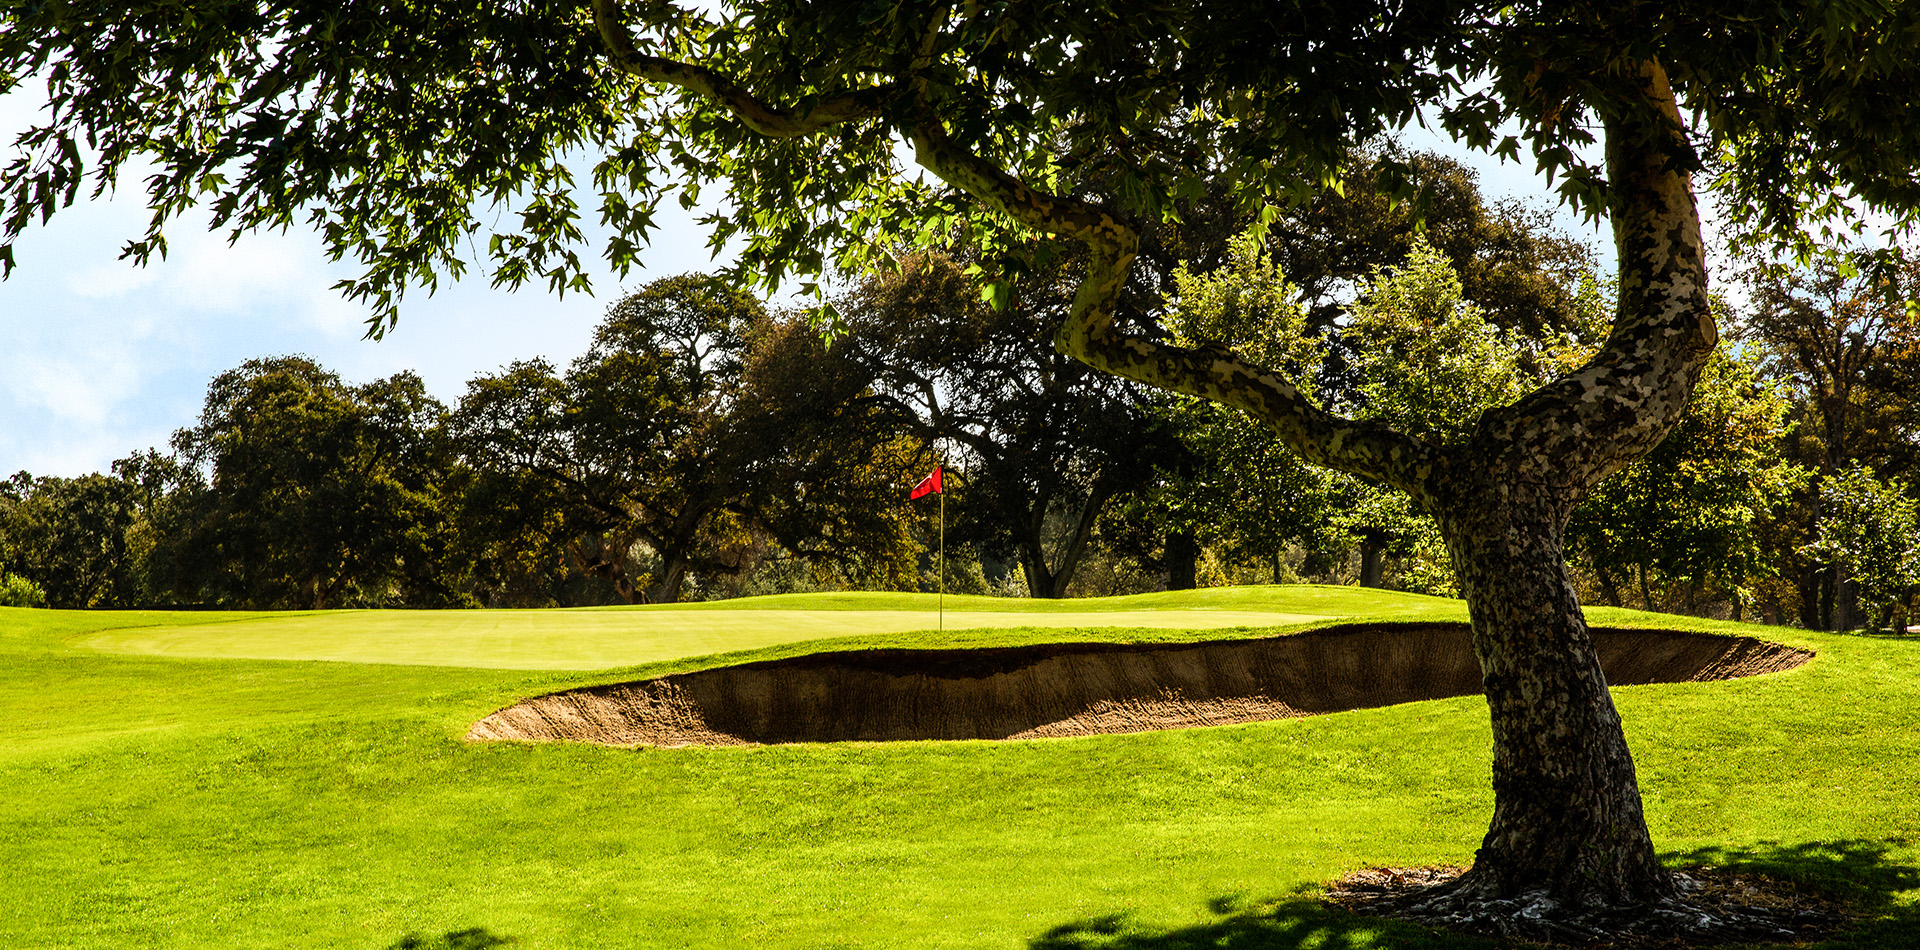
[1431,477,1674,907]
[1019,550,1060,600]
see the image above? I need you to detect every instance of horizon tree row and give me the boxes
[5,238,1915,623]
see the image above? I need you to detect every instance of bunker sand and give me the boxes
[470,623,1812,746]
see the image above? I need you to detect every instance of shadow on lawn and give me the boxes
[1667,838,1920,947]
[1027,893,1489,950]
[383,928,513,950]
[1027,840,1920,950]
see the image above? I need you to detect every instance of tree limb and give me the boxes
[1464,58,1716,499]
[592,0,898,139]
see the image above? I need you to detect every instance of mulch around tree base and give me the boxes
[1326,865,1854,948]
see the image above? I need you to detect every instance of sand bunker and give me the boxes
[467,623,1810,747]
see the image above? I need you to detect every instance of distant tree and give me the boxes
[109,448,206,606]
[731,315,924,590]
[1567,344,1807,618]
[1109,394,1341,589]
[444,367,581,606]
[454,274,916,604]
[0,470,141,608]
[454,277,756,604]
[1742,252,1920,628]
[0,571,44,608]
[1805,464,1920,631]
[1119,229,1330,587]
[172,357,459,609]
[1264,148,1599,341]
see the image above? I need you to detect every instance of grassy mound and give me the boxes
[1,587,1916,949]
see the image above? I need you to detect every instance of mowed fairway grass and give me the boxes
[3,587,1918,950]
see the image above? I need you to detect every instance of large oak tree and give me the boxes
[7,0,1920,936]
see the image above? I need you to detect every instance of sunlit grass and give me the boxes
[72,585,1462,670]
[1,590,1916,950]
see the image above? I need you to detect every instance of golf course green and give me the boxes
[71,587,1390,670]
[3,585,1916,949]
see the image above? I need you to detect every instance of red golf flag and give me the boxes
[910,465,943,499]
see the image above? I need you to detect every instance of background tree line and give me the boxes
[4,152,1916,629]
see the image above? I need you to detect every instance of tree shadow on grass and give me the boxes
[1028,840,1920,950]
[383,928,513,950]
[1665,838,1920,948]
[1027,893,1494,950]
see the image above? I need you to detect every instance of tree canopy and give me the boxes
[6,2,1917,323]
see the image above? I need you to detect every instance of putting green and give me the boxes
[78,605,1332,670]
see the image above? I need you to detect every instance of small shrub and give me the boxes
[0,573,47,608]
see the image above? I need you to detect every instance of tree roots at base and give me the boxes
[1326,866,1851,947]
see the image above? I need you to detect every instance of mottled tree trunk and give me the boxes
[1432,477,1674,906]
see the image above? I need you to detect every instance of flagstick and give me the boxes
[938,475,945,636]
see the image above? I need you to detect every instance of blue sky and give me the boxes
[0,84,1615,479]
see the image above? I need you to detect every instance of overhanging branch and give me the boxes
[592,0,898,138]
[593,1,1439,496]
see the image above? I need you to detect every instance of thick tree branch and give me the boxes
[1465,58,1716,501]
[908,120,1439,496]
[592,0,897,138]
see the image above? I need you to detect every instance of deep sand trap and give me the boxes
[469,623,1811,746]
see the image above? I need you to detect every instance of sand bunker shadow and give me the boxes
[467,622,1810,747]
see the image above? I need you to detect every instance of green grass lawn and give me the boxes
[2,586,1917,949]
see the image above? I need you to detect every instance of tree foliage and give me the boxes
[169,356,460,609]
[453,274,918,603]
[0,571,44,607]
[0,470,141,608]
[1739,250,1920,627]
[1806,464,1920,630]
